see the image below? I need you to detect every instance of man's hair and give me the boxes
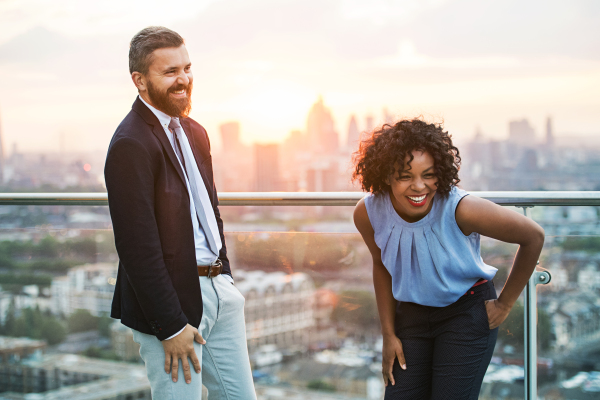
[352,119,461,196]
[129,26,185,75]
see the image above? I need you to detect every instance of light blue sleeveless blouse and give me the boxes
[365,186,497,307]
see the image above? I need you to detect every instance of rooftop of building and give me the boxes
[0,336,45,353]
[0,354,150,400]
[235,270,314,295]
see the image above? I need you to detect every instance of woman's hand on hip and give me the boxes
[382,335,406,386]
[485,299,512,329]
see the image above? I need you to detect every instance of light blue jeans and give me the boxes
[132,274,256,399]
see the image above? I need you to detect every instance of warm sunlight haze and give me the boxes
[1,0,599,152]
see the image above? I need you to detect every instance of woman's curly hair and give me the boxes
[352,119,461,196]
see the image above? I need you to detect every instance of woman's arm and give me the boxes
[354,199,406,385]
[455,195,545,328]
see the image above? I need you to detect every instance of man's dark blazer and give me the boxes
[104,97,230,341]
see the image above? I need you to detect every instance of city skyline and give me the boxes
[0,0,599,153]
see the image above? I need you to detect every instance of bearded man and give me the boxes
[104,26,256,399]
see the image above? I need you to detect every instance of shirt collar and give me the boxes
[138,95,179,130]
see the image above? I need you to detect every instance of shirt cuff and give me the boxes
[165,326,186,340]
[222,274,234,284]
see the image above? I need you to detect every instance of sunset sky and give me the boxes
[0,0,599,152]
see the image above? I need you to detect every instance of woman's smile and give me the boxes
[406,193,428,207]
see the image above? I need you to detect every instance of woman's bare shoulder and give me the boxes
[354,197,373,235]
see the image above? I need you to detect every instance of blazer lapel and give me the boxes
[132,98,187,188]
[152,125,188,187]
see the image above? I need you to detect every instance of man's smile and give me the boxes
[170,89,187,98]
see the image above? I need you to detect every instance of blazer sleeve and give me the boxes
[105,137,188,340]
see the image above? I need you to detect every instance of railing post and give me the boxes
[520,206,551,400]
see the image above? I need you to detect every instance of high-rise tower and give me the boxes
[306,97,338,154]
[545,117,554,147]
[254,143,281,191]
[508,119,535,147]
[219,121,241,153]
[365,115,374,133]
[346,115,359,148]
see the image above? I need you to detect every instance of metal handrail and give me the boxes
[0,191,600,206]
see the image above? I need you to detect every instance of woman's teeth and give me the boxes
[407,195,426,203]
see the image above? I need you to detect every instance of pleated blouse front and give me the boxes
[365,186,497,307]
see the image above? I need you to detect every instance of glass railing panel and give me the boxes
[222,218,527,400]
[224,230,380,399]
[1,202,598,399]
[535,232,600,399]
[0,206,132,397]
[477,236,525,400]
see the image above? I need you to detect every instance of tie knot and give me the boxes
[168,118,182,131]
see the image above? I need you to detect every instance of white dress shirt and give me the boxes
[139,96,232,339]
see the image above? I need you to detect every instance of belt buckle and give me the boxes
[208,259,222,278]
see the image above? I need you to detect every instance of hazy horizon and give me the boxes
[1,0,599,153]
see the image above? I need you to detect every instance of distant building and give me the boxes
[50,263,116,317]
[214,122,253,192]
[284,130,307,153]
[0,286,51,324]
[306,163,338,192]
[306,97,339,154]
[236,271,316,353]
[577,264,600,291]
[0,349,151,399]
[346,115,359,148]
[254,144,281,191]
[545,117,554,147]
[365,115,374,134]
[508,119,535,147]
[311,288,339,350]
[544,292,600,351]
[0,336,45,365]
[219,121,241,153]
[2,150,104,191]
[110,323,140,362]
[0,109,5,184]
[548,264,569,290]
[277,359,380,398]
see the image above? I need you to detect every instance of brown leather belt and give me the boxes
[197,259,223,278]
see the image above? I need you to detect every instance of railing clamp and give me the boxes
[533,270,551,285]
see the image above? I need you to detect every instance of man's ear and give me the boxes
[131,72,146,92]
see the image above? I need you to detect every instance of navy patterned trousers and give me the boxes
[385,280,498,400]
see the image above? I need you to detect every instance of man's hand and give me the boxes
[485,299,512,330]
[382,335,406,387]
[162,323,206,383]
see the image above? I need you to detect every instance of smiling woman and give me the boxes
[351,119,545,399]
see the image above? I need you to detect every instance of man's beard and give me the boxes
[146,80,193,118]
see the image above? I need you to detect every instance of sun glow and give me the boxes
[216,81,316,143]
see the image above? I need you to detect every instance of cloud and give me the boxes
[0,27,78,64]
